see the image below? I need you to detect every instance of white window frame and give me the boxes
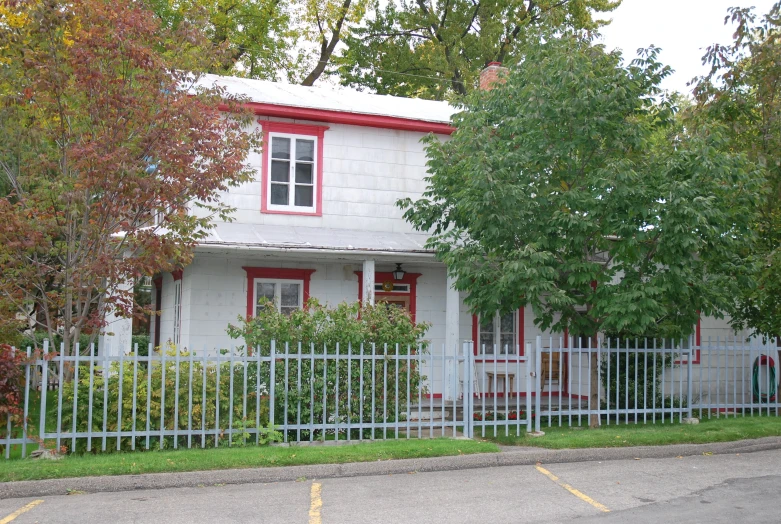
[266,132,318,213]
[253,278,305,316]
[478,310,519,355]
[173,279,182,346]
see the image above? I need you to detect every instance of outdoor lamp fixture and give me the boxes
[392,263,406,281]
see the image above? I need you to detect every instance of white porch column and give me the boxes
[362,259,375,305]
[445,274,461,401]
[99,280,134,356]
[445,274,460,353]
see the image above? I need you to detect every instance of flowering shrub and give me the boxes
[474,410,529,422]
[228,299,430,440]
[0,345,27,448]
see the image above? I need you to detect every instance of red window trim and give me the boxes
[355,271,421,323]
[242,267,316,318]
[472,307,526,360]
[152,277,163,349]
[259,121,329,217]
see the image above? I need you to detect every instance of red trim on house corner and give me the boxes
[355,271,421,322]
[171,269,183,281]
[239,103,454,135]
[259,121,328,217]
[242,267,316,318]
[152,277,163,349]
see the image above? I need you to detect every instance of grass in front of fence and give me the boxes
[475,412,781,448]
[0,438,498,482]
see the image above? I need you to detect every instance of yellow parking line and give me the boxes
[309,482,322,524]
[0,500,44,524]
[536,466,610,513]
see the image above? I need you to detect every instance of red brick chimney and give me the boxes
[479,61,509,91]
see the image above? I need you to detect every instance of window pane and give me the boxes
[270,184,288,205]
[271,137,290,159]
[296,139,314,161]
[500,334,516,354]
[271,160,289,182]
[295,162,313,184]
[280,283,300,308]
[256,282,276,311]
[281,306,297,317]
[500,311,515,333]
[294,185,313,207]
[479,315,494,353]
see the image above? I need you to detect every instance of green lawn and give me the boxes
[477,413,781,448]
[0,438,498,482]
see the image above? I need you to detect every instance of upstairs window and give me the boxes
[260,122,328,216]
[268,134,316,210]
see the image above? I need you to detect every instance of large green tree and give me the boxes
[400,32,760,425]
[337,0,620,99]
[692,2,781,340]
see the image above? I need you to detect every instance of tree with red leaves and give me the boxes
[0,0,259,362]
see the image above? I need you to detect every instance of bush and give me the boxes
[599,339,681,410]
[227,299,430,440]
[17,331,92,352]
[0,344,27,447]
[132,335,151,356]
[59,346,269,453]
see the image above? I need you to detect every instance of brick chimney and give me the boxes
[479,61,509,91]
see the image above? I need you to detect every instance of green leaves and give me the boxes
[401,31,758,339]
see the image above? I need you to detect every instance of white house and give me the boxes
[101,66,751,398]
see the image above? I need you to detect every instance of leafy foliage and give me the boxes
[692,2,781,339]
[337,0,620,99]
[400,31,760,339]
[227,299,430,440]
[0,344,27,441]
[60,346,269,453]
[0,0,259,356]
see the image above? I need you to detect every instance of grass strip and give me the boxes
[479,413,781,448]
[0,439,498,482]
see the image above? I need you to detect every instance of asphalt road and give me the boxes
[3,449,781,523]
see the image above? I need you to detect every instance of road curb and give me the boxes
[4,436,781,499]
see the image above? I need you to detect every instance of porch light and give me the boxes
[392,263,406,281]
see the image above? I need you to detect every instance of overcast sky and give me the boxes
[597,0,777,96]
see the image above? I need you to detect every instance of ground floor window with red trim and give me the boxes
[243,268,315,317]
[472,308,525,359]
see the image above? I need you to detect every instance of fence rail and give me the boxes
[2,336,779,458]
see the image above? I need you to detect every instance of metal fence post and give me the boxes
[535,336,542,433]
[39,339,49,442]
[526,342,532,433]
[269,340,276,430]
[462,342,472,439]
[687,335,694,419]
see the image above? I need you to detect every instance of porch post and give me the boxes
[445,274,460,354]
[362,259,375,305]
[99,279,134,357]
[446,274,460,400]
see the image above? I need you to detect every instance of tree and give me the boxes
[692,2,781,340]
[0,0,259,360]
[399,32,760,426]
[337,0,621,100]
[148,0,371,85]
[148,0,296,80]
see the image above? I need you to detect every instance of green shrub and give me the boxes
[59,346,269,453]
[599,339,684,411]
[227,299,430,440]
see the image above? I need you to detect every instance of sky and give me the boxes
[597,0,778,96]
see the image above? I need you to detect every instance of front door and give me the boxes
[376,295,410,312]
